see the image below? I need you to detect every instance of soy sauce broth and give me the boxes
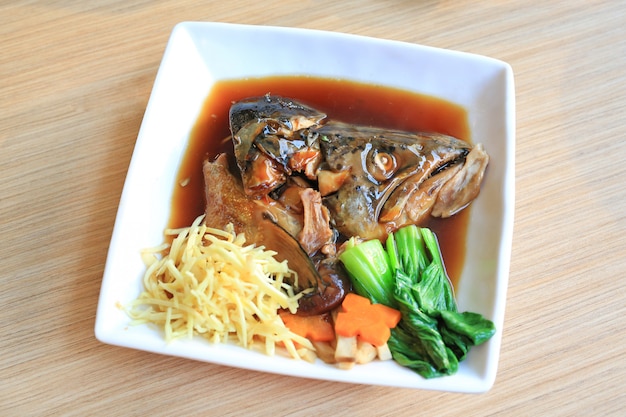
[169,76,470,286]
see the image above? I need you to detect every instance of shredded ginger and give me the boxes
[127,215,314,359]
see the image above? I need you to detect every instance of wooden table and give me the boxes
[2,1,624,415]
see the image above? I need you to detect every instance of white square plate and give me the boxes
[95,22,515,393]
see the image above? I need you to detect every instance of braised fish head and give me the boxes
[315,122,484,240]
[228,95,489,241]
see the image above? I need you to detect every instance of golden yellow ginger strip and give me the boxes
[127,215,313,359]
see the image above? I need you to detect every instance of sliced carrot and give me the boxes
[334,293,402,347]
[279,311,335,342]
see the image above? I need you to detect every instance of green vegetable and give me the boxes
[339,225,496,379]
[393,224,427,279]
[339,238,396,308]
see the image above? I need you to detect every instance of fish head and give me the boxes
[315,122,473,240]
[228,96,488,242]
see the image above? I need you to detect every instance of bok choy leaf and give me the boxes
[339,225,496,379]
[339,238,396,308]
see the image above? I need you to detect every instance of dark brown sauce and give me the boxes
[168,76,470,287]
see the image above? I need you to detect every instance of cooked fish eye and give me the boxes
[368,150,398,181]
[375,152,393,170]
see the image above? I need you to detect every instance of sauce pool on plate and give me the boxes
[168,76,470,287]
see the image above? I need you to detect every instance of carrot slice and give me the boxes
[279,311,335,342]
[335,293,402,347]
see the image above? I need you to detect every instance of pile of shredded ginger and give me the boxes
[127,215,314,359]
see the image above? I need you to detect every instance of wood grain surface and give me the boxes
[1,1,625,415]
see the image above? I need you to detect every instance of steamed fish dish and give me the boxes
[203,94,489,315]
